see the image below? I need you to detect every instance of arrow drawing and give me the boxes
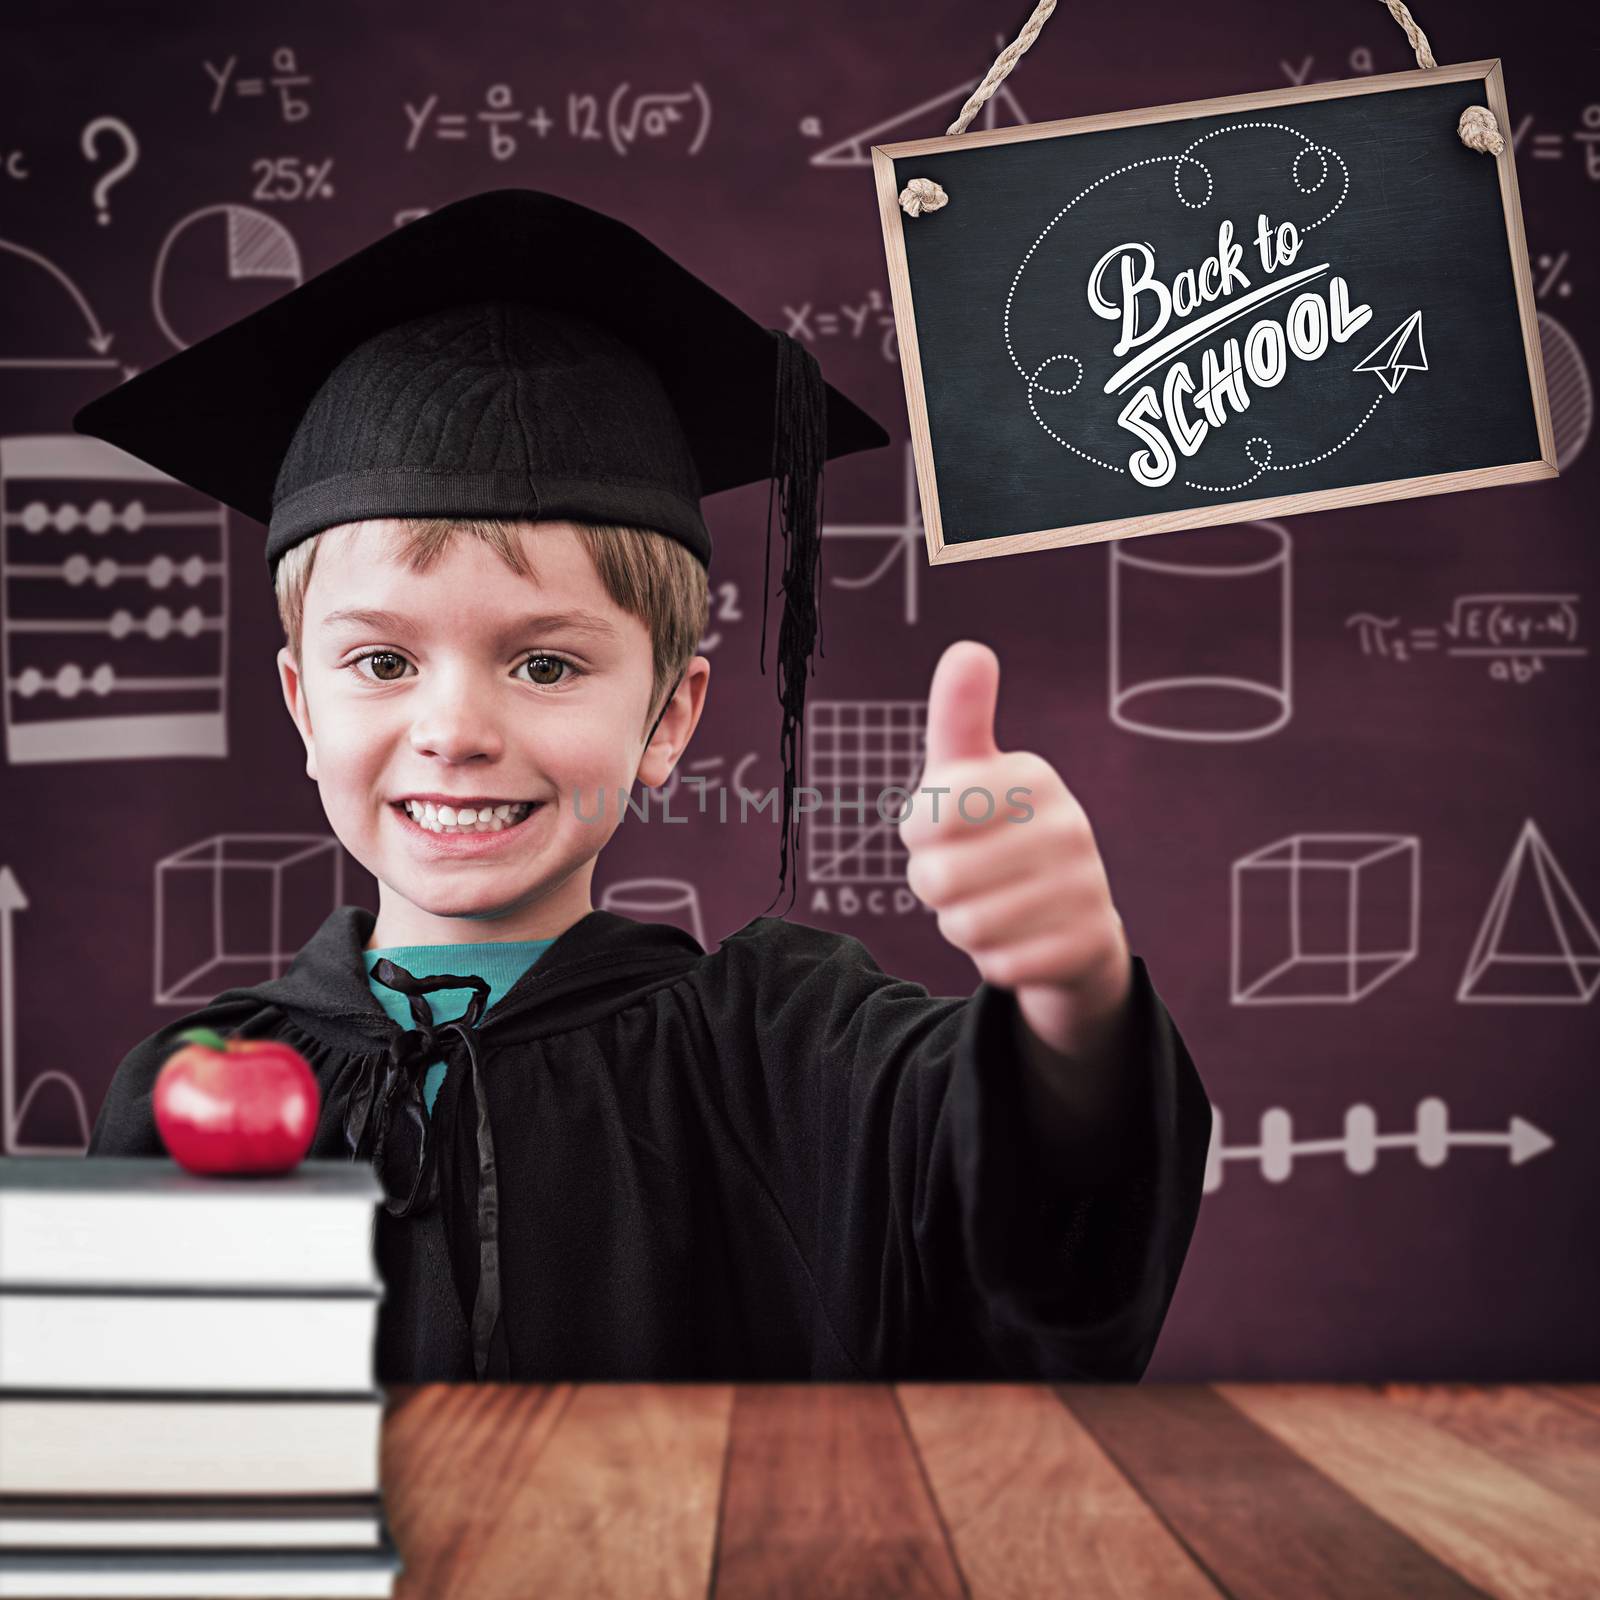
[0,865,89,1152]
[1202,1095,1554,1194]
[1354,309,1428,393]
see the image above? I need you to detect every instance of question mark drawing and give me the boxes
[81,117,138,225]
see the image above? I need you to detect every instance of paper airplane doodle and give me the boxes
[1354,310,1428,394]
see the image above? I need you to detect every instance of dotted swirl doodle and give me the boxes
[1003,120,1353,483]
[1183,393,1387,492]
[1026,353,1125,473]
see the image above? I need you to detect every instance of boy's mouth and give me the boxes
[392,799,541,836]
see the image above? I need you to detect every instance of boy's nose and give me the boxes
[407,696,508,762]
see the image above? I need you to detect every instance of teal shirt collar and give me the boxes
[362,938,555,1030]
[362,939,556,1120]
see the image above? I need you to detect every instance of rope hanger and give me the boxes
[898,0,1504,219]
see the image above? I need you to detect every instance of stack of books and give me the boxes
[0,1157,401,1598]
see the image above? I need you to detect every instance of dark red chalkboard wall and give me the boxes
[2,0,1595,1380]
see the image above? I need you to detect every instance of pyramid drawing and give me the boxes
[811,59,1030,168]
[1458,818,1600,1002]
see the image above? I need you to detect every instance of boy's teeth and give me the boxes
[402,799,533,833]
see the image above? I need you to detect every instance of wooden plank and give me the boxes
[712,1384,964,1600]
[467,1383,728,1600]
[381,1383,423,1423]
[384,1383,730,1599]
[1551,1385,1600,1421]
[1220,1382,1600,1599]
[898,1382,1220,1597]
[1379,1385,1600,1519]
[385,1384,573,1597]
[1062,1384,1483,1598]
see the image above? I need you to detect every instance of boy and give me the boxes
[77,189,1212,1383]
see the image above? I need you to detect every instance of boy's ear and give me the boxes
[276,646,318,783]
[636,656,711,789]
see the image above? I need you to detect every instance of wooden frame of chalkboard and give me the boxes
[872,61,1557,566]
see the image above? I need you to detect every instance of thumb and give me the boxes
[920,641,1001,775]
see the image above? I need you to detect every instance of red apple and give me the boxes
[153,1027,321,1175]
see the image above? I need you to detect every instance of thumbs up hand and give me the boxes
[899,641,1132,1061]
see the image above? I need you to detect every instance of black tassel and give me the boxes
[759,329,826,918]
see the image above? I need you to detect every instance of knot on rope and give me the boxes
[1457,104,1504,156]
[898,177,948,218]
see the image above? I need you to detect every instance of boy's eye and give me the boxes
[520,653,571,687]
[347,650,580,687]
[352,650,409,683]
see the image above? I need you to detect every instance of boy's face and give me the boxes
[277,520,709,947]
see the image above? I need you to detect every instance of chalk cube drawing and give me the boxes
[1231,833,1419,1004]
[154,834,345,1006]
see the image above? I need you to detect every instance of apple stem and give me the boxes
[175,1026,234,1052]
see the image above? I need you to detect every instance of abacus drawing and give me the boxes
[1,433,229,766]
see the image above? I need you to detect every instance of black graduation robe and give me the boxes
[86,906,1212,1383]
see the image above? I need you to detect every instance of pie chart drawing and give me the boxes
[1538,311,1592,472]
[151,204,303,352]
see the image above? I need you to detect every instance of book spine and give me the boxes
[0,1284,383,1299]
[0,1389,384,1403]
[0,1496,383,1519]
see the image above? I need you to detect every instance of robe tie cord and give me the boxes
[349,960,508,1381]
[897,0,1502,221]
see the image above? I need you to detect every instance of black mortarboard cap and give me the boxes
[71,187,890,914]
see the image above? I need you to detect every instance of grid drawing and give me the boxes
[804,699,927,884]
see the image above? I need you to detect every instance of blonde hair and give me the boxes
[274,517,709,730]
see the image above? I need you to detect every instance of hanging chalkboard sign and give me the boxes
[872,61,1556,564]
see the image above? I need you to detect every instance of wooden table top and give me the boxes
[379,1382,1600,1599]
